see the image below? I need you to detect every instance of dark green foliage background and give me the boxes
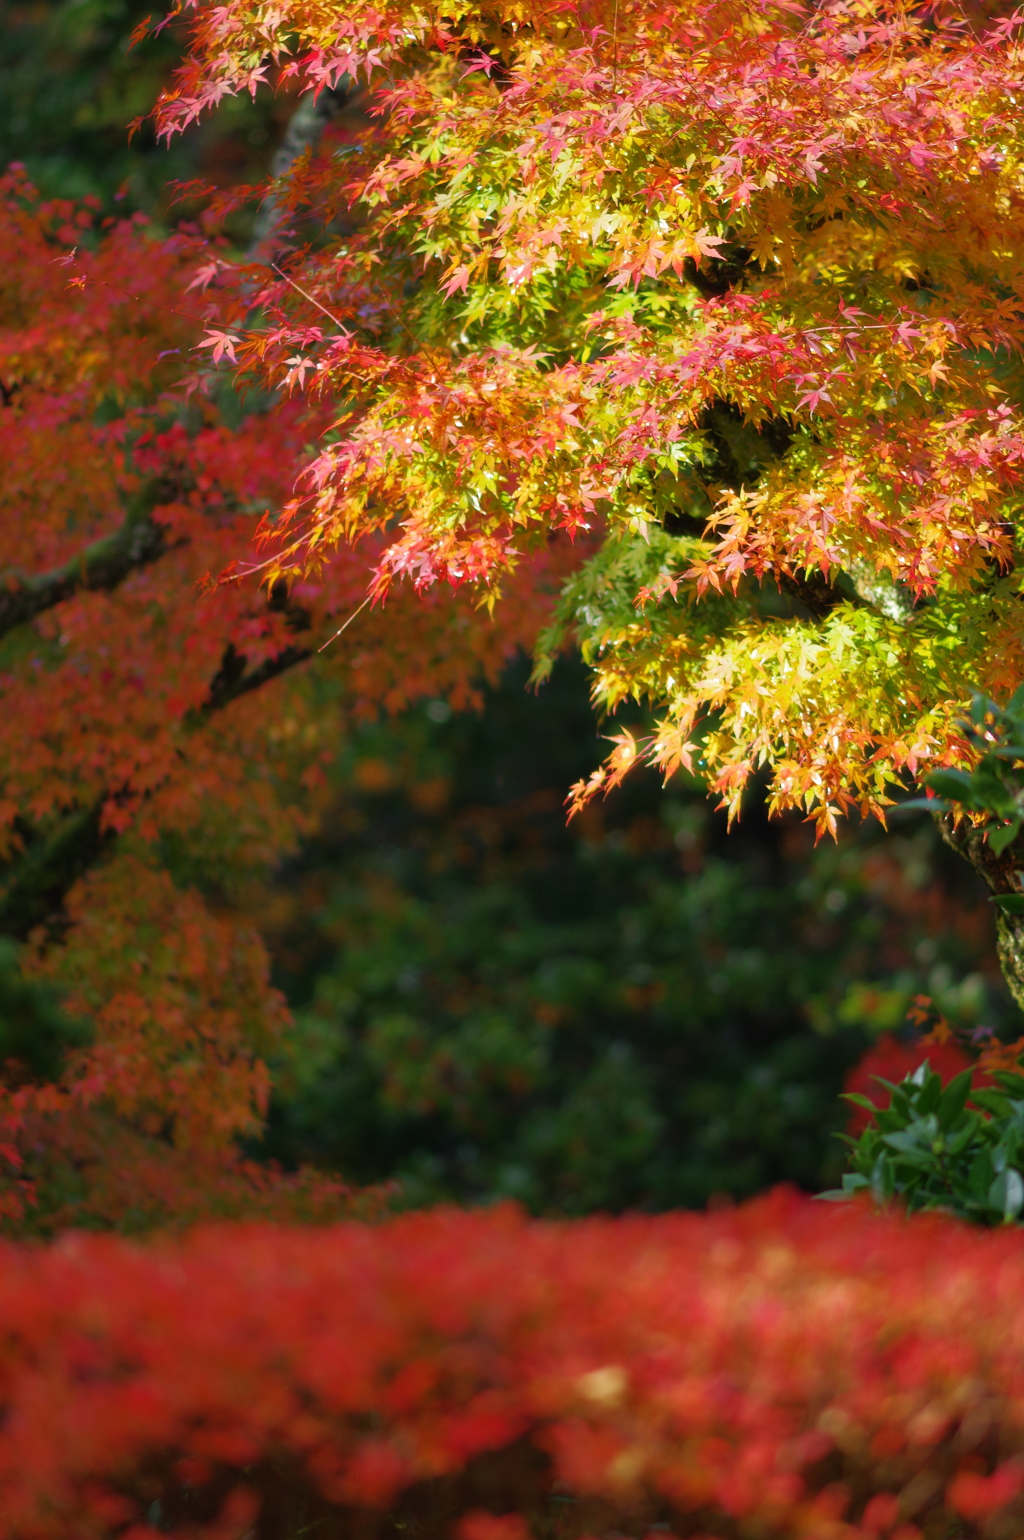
[0,0,283,214]
[255,659,1015,1212]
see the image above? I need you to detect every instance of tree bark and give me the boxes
[936,813,1024,1012]
[249,85,349,255]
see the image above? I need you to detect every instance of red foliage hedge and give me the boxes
[1,1191,1022,1540]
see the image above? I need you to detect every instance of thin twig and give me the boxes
[379,291,439,363]
[611,0,620,90]
[319,594,371,651]
[271,262,347,331]
[57,259,209,328]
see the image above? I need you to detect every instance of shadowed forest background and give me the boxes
[2,0,1020,1217]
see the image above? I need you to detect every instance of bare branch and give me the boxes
[200,640,314,716]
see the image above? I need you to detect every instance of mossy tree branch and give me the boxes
[0,627,314,940]
[0,488,178,644]
[936,812,1024,1014]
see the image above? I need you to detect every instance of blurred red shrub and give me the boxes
[0,1192,1023,1538]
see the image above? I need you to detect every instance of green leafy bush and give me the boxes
[916,689,1024,915]
[922,689,1024,844]
[829,1058,1024,1223]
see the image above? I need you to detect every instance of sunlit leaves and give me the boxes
[148,0,1024,825]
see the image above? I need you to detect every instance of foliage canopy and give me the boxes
[152,0,1024,835]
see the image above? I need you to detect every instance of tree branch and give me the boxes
[777,570,844,619]
[0,622,316,940]
[934,811,1024,1013]
[844,558,917,625]
[249,85,350,255]
[0,803,113,942]
[0,490,176,644]
[199,640,314,717]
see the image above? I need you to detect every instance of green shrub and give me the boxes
[828,1058,1024,1223]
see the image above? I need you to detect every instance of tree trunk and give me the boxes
[249,85,349,255]
[936,814,1024,1012]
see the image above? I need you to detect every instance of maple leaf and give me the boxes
[187,260,225,293]
[198,329,240,365]
[440,264,473,298]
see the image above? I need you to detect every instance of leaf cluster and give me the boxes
[0,171,570,1231]
[4,1196,1024,1538]
[918,689,1024,887]
[831,1056,1024,1224]
[148,0,1024,829]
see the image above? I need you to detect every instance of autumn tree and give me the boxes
[139,0,1024,1006]
[8,0,1024,1224]
[0,168,567,1226]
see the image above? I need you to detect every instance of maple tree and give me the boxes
[0,165,568,1227]
[7,0,1024,1224]
[140,0,1024,1006]
[10,10,1024,1521]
